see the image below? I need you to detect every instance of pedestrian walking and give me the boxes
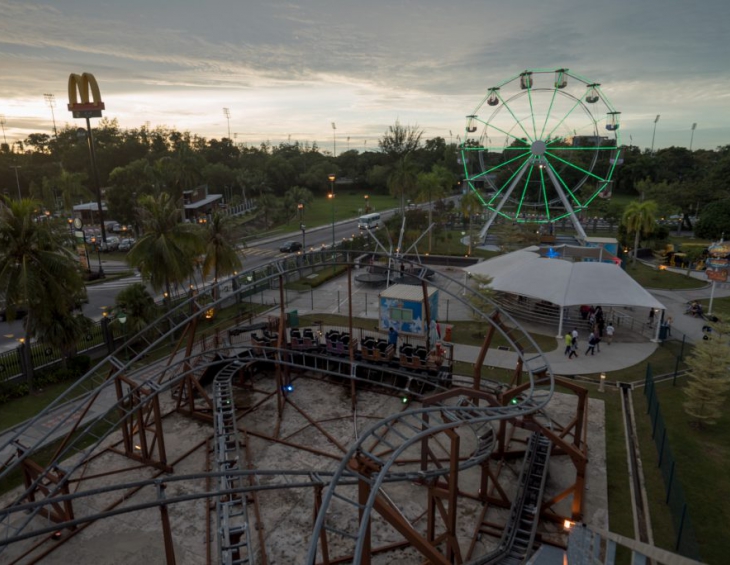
[605,322,615,345]
[564,332,573,355]
[666,316,673,337]
[571,327,579,347]
[568,336,579,359]
[585,333,597,356]
[388,326,398,347]
[648,308,655,328]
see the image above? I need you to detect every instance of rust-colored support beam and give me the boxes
[276,273,287,416]
[114,374,172,472]
[18,452,75,530]
[358,476,373,565]
[472,323,496,390]
[158,483,177,565]
[372,495,450,565]
[348,264,356,412]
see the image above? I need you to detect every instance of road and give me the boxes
[0,211,406,352]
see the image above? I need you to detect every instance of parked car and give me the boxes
[118,238,136,252]
[279,241,303,253]
[100,236,120,252]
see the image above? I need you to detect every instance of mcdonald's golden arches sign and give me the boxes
[67,72,105,118]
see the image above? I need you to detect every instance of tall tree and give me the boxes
[683,320,730,428]
[622,200,658,265]
[0,198,85,386]
[380,121,423,214]
[126,193,205,297]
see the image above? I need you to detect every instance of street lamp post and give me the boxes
[689,122,697,151]
[650,114,660,154]
[118,311,128,361]
[298,202,305,249]
[10,164,21,199]
[90,236,103,276]
[328,174,336,251]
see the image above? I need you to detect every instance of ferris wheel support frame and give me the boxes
[478,161,531,240]
[544,164,588,241]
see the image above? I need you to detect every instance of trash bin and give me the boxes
[658,324,668,341]
[287,310,299,328]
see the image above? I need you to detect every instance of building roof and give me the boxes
[183,193,223,209]
[464,248,665,310]
[73,202,108,211]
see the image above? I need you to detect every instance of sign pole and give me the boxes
[708,281,716,316]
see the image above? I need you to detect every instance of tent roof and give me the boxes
[464,248,665,310]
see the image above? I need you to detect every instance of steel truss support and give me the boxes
[114,373,172,472]
[171,315,215,422]
[15,445,76,532]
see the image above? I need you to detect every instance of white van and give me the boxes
[358,213,381,230]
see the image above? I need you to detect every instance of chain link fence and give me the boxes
[644,366,702,561]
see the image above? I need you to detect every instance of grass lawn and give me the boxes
[623,261,707,290]
[634,379,729,565]
[280,192,398,232]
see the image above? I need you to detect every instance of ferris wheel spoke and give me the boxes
[544,98,584,143]
[472,150,531,179]
[484,122,531,149]
[495,91,534,143]
[515,165,536,217]
[526,86,538,140]
[539,87,560,141]
[545,150,609,183]
[547,146,619,151]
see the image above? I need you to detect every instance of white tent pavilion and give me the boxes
[463,246,665,339]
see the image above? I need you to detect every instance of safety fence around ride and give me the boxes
[644,365,702,561]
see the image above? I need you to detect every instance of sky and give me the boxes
[1,0,729,153]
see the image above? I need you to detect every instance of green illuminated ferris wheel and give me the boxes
[461,68,622,242]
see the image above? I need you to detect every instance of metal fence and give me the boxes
[644,365,702,561]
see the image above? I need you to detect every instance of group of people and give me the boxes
[564,317,615,359]
[687,301,704,318]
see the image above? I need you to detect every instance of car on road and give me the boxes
[279,241,303,253]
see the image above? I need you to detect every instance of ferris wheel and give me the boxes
[460,68,621,242]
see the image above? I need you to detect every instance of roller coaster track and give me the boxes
[0,252,556,563]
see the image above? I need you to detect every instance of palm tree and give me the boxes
[622,200,658,265]
[201,212,242,299]
[126,193,205,297]
[283,186,314,222]
[460,191,483,255]
[416,166,453,252]
[54,168,91,215]
[388,155,419,215]
[30,310,91,369]
[0,197,85,386]
[114,282,159,338]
